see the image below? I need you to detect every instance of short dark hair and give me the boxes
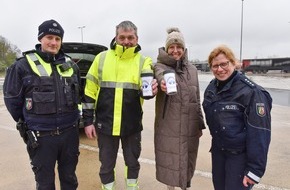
[115,20,138,37]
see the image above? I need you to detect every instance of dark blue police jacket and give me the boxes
[202,71,272,182]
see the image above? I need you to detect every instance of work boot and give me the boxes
[167,185,175,190]
[126,179,139,190]
[101,181,115,190]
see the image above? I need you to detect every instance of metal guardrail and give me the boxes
[0,78,3,90]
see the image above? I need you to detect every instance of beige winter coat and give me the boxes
[154,48,205,189]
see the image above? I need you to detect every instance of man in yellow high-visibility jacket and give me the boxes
[82,20,158,190]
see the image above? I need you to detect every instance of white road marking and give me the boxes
[79,143,289,190]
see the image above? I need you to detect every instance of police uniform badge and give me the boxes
[256,103,265,117]
[25,98,33,110]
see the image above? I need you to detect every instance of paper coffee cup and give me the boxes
[163,70,177,95]
[141,73,154,97]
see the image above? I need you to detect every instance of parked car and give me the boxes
[62,42,108,127]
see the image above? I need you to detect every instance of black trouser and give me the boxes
[97,132,141,184]
[211,145,253,190]
[26,126,79,190]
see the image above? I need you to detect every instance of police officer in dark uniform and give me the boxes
[3,19,80,190]
[202,45,272,190]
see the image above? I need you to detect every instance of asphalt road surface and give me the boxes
[1,90,290,190]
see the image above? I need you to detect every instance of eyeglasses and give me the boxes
[211,61,230,70]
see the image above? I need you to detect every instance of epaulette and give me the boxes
[22,49,36,56]
[240,75,256,88]
[16,49,36,61]
[64,53,72,59]
[16,56,25,61]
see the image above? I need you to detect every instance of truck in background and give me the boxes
[242,57,290,73]
[192,60,210,72]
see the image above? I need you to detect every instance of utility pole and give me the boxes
[188,45,192,62]
[239,0,244,62]
[78,26,86,43]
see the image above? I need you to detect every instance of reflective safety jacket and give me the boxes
[4,48,80,131]
[82,43,153,136]
[202,71,272,183]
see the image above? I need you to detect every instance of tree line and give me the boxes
[0,35,21,72]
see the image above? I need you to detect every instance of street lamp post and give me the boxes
[188,45,192,62]
[78,26,86,43]
[239,0,244,62]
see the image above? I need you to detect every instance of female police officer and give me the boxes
[202,45,272,190]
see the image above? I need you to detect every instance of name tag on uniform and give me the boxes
[224,104,239,111]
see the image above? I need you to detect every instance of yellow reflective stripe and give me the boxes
[28,53,38,61]
[100,81,139,90]
[139,56,153,73]
[98,52,107,82]
[139,56,145,77]
[26,53,74,77]
[139,56,153,87]
[26,54,40,76]
[141,69,153,74]
[55,57,74,77]
[86,73,99,85]
[29,53,49,76]
[101,182,115,190]
[127,179,138,187]
[82,102,94,109]
[112,88,122,136]
[26,53,51,76]
[33,53,52,75]
[125,165,128,178]
[84,79,99,101]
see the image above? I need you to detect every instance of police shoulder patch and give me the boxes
[256,103,266,117]
[25,98,33,110]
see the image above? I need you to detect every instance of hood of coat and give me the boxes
[157,47,189,72]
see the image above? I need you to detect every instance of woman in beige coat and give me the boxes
[154,27,205,190]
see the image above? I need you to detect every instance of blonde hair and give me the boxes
[208,45,237,68]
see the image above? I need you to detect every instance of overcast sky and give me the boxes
[1,0,290,61]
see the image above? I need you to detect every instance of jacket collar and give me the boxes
[212,71,239,93]
[35,44,65,63]
[157,47,189,73]
[109,37,141,59]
